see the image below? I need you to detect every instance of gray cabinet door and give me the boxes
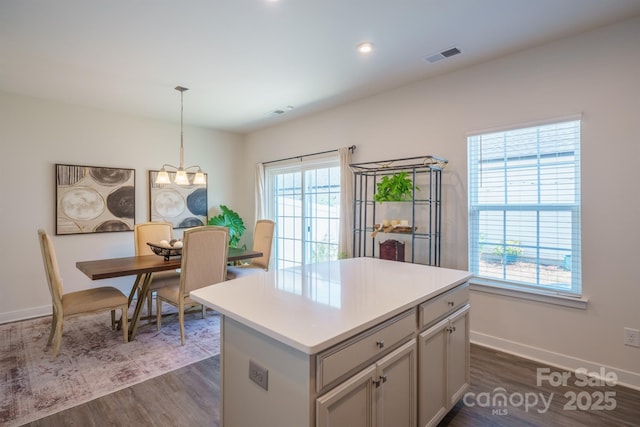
[418,305,471,427]
[376,339,417,427]
[316,364,376,427]
[418,317,449,427]
[448,305,470,406]
[317,339,417,427]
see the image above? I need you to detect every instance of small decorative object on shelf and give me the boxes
[371,224,416,237]
[379,239,405,262]
[147,240,182,260]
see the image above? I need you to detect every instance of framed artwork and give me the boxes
[148,170,208,228]
[56,164,135,235]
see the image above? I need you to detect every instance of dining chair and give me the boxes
[227,219,275,279]
[37,229,129,359]
[133,221,180,318]
[156,226,229,345]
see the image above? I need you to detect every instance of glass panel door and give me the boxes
[268,159,340,269]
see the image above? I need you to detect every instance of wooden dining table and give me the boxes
[76,247,263,340]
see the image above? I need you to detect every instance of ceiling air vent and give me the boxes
[441,47,461,58]
[425,46,462,63]
[267,105,294,117]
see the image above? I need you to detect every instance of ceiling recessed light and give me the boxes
[357,42,374,54]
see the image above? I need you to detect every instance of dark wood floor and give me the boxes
[441,345,640,427]
[25,344,639,427]
[25,357,221,427]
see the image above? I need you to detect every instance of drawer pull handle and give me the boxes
[376,340,385,349]
[448,301,455,307]
[373,375,388,387]
[447,325,457,333]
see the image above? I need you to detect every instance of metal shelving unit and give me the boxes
[350,155,447,266]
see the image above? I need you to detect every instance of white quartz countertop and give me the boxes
[190,257,471,354]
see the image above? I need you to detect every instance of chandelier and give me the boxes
[155,86,206,185]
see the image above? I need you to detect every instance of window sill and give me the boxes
[469,278,588,310]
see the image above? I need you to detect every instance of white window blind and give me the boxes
[468,119,582,296]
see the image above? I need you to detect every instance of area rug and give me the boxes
[0,307,220,426]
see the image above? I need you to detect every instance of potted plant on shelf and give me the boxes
[208,205,246,248]
[373,172,419,202]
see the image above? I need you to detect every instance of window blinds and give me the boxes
[468,119,582,295]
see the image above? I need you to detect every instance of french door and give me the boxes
[266,158,341,269]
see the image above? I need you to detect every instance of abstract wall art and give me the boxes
[56,164,135,235]
[148,170,208,228]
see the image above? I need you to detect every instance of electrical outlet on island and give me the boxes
[624,327,640,347]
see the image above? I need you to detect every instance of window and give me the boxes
[266,158,341,269]
[468,118,581,296]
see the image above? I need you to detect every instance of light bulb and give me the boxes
[156,169,171,184]
[193,170,206,185]
[174,169,190,185]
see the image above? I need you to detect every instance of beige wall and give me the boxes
[0,93,244,321]
[242,17,640,387]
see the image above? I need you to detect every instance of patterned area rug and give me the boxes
[0,307,220,426]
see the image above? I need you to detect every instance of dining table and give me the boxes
[76,247,263,340]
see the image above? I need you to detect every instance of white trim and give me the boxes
[470,279,588,309]
[466,113,583,136]
[471,332,640,391]
[0,304,51,324]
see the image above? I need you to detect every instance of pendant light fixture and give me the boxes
[155,86,206,185]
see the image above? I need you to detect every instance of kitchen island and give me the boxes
[190,257,472,427]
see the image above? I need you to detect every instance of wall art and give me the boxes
[56,164,135,235]
[148,170,208,228]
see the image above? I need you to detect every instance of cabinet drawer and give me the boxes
[419,283,469,330]
[316,309,416,392]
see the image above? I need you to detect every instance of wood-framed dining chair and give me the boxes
[226,219,275,279]
[133,221,181,318]
[156,225,229,345]
[37,229,129,359]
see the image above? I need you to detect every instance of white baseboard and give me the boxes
[0,305,51,324]
[471,331,640,391]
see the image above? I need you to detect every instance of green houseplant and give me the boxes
[208,205,246,248]
[373,172,419,202]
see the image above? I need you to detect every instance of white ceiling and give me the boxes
[2,0,640,133]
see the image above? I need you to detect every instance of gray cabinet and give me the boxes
[418,304,470,427]
[376,339,417,427]
[316,283,470,427]
[210,277,469,427]
[418,318,448,426]
[316,339,417,427]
